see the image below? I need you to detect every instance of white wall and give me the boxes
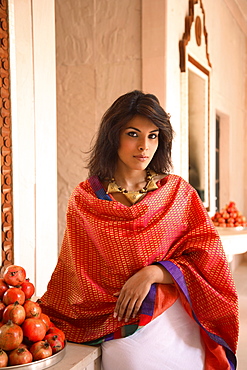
[9,0,57,297]
[156,0,247,215]
[204,0,247,214]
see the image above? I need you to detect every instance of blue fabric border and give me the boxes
[88,176,112,201]
[88,176,237,369]
[159,260,237,370]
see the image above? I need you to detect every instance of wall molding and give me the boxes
[0,0,13,274]
[179,0,211,72]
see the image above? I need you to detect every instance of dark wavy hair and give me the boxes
[87,90,174,179]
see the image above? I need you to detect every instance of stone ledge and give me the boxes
[48,342,101,370]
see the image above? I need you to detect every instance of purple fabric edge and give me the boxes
[140,283,157,316]
[159,260,237,370]
[88,176,112,201]
[87,176,237,368]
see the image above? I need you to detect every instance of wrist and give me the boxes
[142,264,173,285]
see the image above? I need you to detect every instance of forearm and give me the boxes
[141,264,174,285]
[113,264,173,322]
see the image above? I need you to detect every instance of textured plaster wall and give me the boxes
[56,0,247,245]
[55,0,142,245]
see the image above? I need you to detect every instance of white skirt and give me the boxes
[101,298,205,370]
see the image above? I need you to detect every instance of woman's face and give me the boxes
[117,115,159,171]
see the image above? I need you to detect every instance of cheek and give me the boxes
[118,137,133,152]
[150,140,159,154]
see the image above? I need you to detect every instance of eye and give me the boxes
[127,131,138,137]
[149,133,158,139]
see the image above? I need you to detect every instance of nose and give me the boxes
[138,139,148,151]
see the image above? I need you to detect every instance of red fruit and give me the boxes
[22,318,46,344]
[30,340,52,361]
[21,279,35,300]
[49,321,56,328]
[0,301,6,321]
[47,327,65,342]
[218,222,226,228]
[2,287,25,306]
[0,278,9,299]
[235,217,242,224]
[222,212,229,219]
[0,349,8,367]
[40,313,51,331]
[18,343,28,349]
[0,320,23,351]
[217,217,225,223]
[8,347,33,365]
[3,265,26,287]
[44,333,64,354]
[3,301,26,325]
[23,300,42,318]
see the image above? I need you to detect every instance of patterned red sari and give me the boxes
[40,174,239,369]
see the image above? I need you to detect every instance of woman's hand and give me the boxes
[113,264,173,322]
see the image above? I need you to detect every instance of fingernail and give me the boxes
[113,312,117,318]
[125,318,128,323]
[118,317,121,321]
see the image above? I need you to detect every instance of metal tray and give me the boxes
[2,341,66,370]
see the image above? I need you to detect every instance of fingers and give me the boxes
[112,268,153,322]
[113,293,142,322]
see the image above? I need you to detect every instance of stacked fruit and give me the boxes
[211,201,247,228]
[0,265,65,367]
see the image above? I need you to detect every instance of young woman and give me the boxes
[41,90,239,369]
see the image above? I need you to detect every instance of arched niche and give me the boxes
[179,0,211,210]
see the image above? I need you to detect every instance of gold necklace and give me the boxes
[106,169,158,205]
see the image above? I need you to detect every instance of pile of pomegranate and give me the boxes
[211,201,247,228]
[0,265,65,367]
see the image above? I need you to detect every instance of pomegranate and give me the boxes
[23,300,42,318]
[2,287,25,306]
[2,301,26,325]
[0,301,6,321]
[0,278,9,299]
[8,347,33,365]
[3,265,26,286]
[0,349,8,367]
[22,318,46,344]
[21,278,35,300]
[30,340,52,361]
[44,333,64,354]
[40,312,51,331]
[0,320,23,351]
[47,326,65,342]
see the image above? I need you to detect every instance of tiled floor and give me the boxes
[233,261,247,370]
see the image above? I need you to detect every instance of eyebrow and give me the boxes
[125,126,159,133]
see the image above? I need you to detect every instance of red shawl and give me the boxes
[40,175,238,365]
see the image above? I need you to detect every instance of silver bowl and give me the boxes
[2,341,66,369]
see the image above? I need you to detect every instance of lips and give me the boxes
[134,155,149,161]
